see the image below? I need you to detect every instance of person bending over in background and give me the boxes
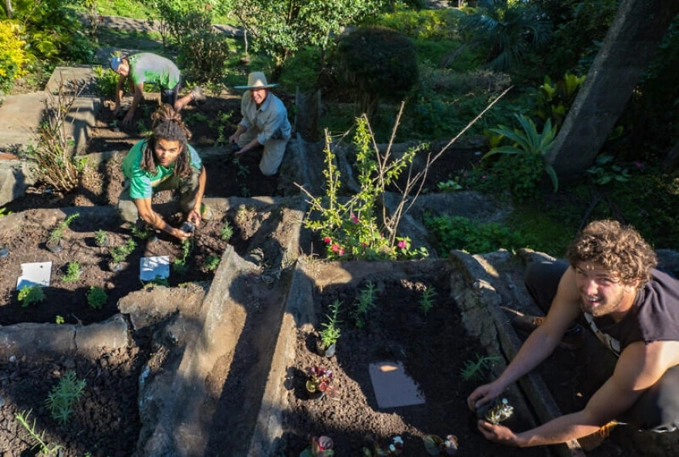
[110,53,205,126]
[118,104,211,241]
[467,219,679,450]
[228,71,291,176]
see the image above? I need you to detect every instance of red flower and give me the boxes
[331,244,340,253]
[350,212,359,223]
[398,240,407,249]
[323,237,332,244]
[339,248,345,256]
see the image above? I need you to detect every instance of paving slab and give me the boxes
[0,92,46,151]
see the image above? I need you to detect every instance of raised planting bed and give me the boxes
[251,258,551,457]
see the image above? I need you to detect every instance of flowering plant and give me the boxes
[362,435,404,456]
[300,435,334,457]
[306,366,340,400]
[302,117,428,261]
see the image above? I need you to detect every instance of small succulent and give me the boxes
[305,366,339,400]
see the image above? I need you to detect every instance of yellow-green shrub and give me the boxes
[0,21,28,91]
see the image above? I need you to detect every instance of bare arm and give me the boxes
[480,340,675,447]
[185,166,207,227]
[133,197,191,241]
[468,267,582,409]
[123,82,145,125]
[114,74,127,113]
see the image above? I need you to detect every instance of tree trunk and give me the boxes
[546,0,679,179]
[5,0,12,18]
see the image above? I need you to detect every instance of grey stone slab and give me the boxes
[0,323,76,359]
[0,92,46,150]
[75,314,129,356]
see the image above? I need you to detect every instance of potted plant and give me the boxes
[299,436,334,457]
[477,397,514,425]
[94,229,109,247]
[46,213,79,253]
[61,261,82,283]
[316,299,341,357]
[362,435,404,456]
[305,366,339,401]
[423,434,458,455]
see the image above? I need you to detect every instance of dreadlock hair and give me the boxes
[140,104,193,178]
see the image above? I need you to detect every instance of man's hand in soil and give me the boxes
[171,225,193,241]
[186,208,202,228]
[476,420,522,447]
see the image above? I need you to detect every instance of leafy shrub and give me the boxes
[18,285,45,307]
[93,65,119,100]
[336,26,418,118]
[177,24,230,85]
[534,73,585,127]
[424,214,535,255]
[0,21,28,92]
[109,239,137,264]
[86,286,108,309]
[376,8,463,41]
[62,262,82,283]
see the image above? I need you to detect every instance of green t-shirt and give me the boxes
[127,53,181,90]
[121,139,202,200]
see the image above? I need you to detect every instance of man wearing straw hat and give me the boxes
[229,72,291,176]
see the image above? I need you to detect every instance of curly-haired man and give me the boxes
[468,220,679,449]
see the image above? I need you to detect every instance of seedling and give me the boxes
[62,261,82,283]
[419,287,437,316]
[46,371,86,424]
[220,220,234,241]
[94,229,109,247]
[423,434,458,455]
[86,286,107,309]
[47,213,79,249]
[172,238,194,274]
[130,223,153,240]
[351,281,376,328]
[15,410,62,455]
[203,254,220,272]
[460,354,502,381]
[109,238,137,264]
[300,435,334,457]
[18,285,45,307]
[55,315,65,324]
[306,366,339,400]
[319,299,342,350]
[363,435,404,456]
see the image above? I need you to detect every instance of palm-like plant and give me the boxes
[483,113,559,192]
[461,0,552,71]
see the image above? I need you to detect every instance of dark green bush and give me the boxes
[336,26,418,118]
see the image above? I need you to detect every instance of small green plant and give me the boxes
[130,223,153,240]
[18,285,45,307]
[220,220,234,241]
[86,286,108,310]
[94,229,108,246]
[0,206,12,217]
[15,410,62,455]
[172,238,194,274]
[436,178,463,192]
[203,254,220,272]
[48,213,80,246]
[351,282,377,328]
[109,238,137,264]
[93,65,118,99]
[46,371,86,424]
[460,354,502,381]
[419,287,437,316]
[62,261,82,283]
[587,155,631,186]
[55,315,65,324]
[142,276,170,288]
[319,299,342,349]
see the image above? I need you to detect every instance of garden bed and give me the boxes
[270,259,548,457]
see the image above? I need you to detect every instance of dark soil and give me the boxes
[279,266,547,457]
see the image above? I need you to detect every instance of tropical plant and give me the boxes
[460,353,502,381]
[535,73,586,127]
[15,410,62,456]
[319,299,342,349]
[460,0,552,71]
[587,155,631,186]
[86,286,108,309]
[48,213,79,246]
[305,366,340,400]
[483,113,559,199]
[351,282,376,328]
[46,371,86,424]
[62,261,82,283]
[18,285,45,307]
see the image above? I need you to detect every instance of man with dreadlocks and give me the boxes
[118,104,210,241]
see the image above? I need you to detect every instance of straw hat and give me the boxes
[234,72,278,90]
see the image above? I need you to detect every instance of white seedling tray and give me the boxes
[140,256,170,281]
[17,262,52,290]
